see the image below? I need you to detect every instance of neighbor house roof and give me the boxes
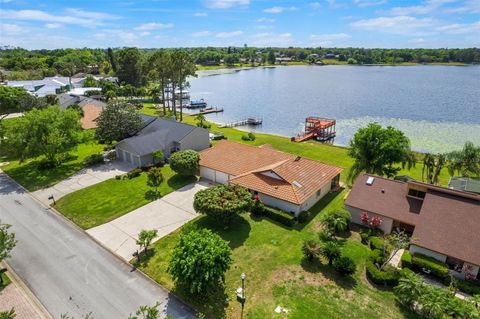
[200,140,343,205]
[345,174,480,266]
[448,176,480,194]
[7,77,70,97]
[116,118,204,156]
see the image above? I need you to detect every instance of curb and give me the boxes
[1,172,198,317]
[1,261,52,319]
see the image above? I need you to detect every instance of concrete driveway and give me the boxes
[32,160,133,205]
[87,180,210,260]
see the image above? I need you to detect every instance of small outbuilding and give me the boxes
[116,117,209,167]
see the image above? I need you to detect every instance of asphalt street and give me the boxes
[0,173,196,319]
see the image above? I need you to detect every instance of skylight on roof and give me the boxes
[366,176,375,186]
[293,181,303,188]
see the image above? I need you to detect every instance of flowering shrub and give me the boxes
[370,216,383,228]
[360,211,369,224]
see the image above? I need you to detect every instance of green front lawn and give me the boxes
[0,140,104,192]
[54,165,196,229]
[135,190,419,319]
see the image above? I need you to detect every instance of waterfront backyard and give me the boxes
[134,188,420,319]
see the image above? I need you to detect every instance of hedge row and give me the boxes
[366,260,400,286]
[411,253,449,278]
[454,278,480,295]
[261,207,295,227]
[401,250,412,269]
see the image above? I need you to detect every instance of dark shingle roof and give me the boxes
[117,118,201,156]
[448,177,480,194]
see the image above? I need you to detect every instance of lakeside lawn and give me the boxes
[140,105,451,186]
[134,189,420,319]
[54,165,196,229]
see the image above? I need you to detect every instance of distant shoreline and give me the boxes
[195,61,475,76]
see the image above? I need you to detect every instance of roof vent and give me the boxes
[295,156,301,161]
[381,189,385,193]
[366,176,375,186]
[293,181,303,188]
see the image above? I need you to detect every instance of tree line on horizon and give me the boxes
[1,46,479,81]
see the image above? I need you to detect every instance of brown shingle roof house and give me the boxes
[345,174,480,280]
[199,140,343,215]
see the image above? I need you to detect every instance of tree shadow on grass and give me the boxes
[171,282,229,319]
[166,174,197,189]
[188,215,251,249]
[293,187,345,231]
[394,300,422,319]
[144,189,160,201]
[131,248,156,269]
[300,258,357,290]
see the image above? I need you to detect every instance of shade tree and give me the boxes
[95,101,143,144]
[168,150,200,176]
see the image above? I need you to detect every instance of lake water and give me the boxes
[189,65,480,153]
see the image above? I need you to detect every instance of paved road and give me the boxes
[0,173,196,319]
[87,181,209,260]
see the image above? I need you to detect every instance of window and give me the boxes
[317,190,321,197]
[408,189,426,199]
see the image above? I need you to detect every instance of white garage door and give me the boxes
[200,166,215,181]
[215,171,229,184]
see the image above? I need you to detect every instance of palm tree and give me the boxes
[323,214,348,236]
[447,141,480,177]
[302,240,320,262]
[320,241,341,266]
[172,51,196,122]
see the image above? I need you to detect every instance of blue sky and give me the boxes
[0,0,478,49]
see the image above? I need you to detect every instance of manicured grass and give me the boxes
[54,165,196,229]
[135,190,420,319]
[0,139,104,192]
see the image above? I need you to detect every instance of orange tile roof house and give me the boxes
[199,140,343,216]
[345,174,480,280]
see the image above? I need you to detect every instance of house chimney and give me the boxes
[295,156,301,161]
[381,189,385,193]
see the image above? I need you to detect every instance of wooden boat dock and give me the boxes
[191,107,224,116]
[292,117,336,143]
[219,117,263,128]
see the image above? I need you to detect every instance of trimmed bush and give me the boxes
[169,150,200,176]
[262,207,295,227]
[412,253,449,278]
[193,184,254,224]
[360,231,369,244]
[84,153,104,166]
[297,211,309,224]
[371,249,385,264]
[369,236,384,250]
[248,132,256,141]
[448,278,480,295]
[333,256,356,276]
[125,168,142,179]
[401,250,412,269]
[366,260,400,286]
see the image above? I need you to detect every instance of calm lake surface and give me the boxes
[189,65,480,153]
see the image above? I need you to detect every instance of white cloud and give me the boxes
[194,12,208,17]
[0,9,110,26]
[310,33,350,40]
[215,30,243,38]
[263,6,297,14]
[45,23,63,29]
[191,30,211,37]
[310,33,350,46]
[203,0,249,9]
[0,23,23,35]
[444,0,480,13]
[409,38,426,43]
[353,0,386,7]
[309,2,322,9]
[250,32,297,46]
[135,22,174,30]
[64,8,118,20]
[325,0,348,9]
[388,0,457,15]
[256,17,275,23]
[139,31,150,37]
[256,25,273,30]
[351,16,436,35]
[436,21,480,34]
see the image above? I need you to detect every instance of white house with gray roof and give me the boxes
[6,76,71,97]
[115,117,209,167]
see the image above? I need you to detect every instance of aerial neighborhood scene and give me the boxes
[0,0,480,318]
